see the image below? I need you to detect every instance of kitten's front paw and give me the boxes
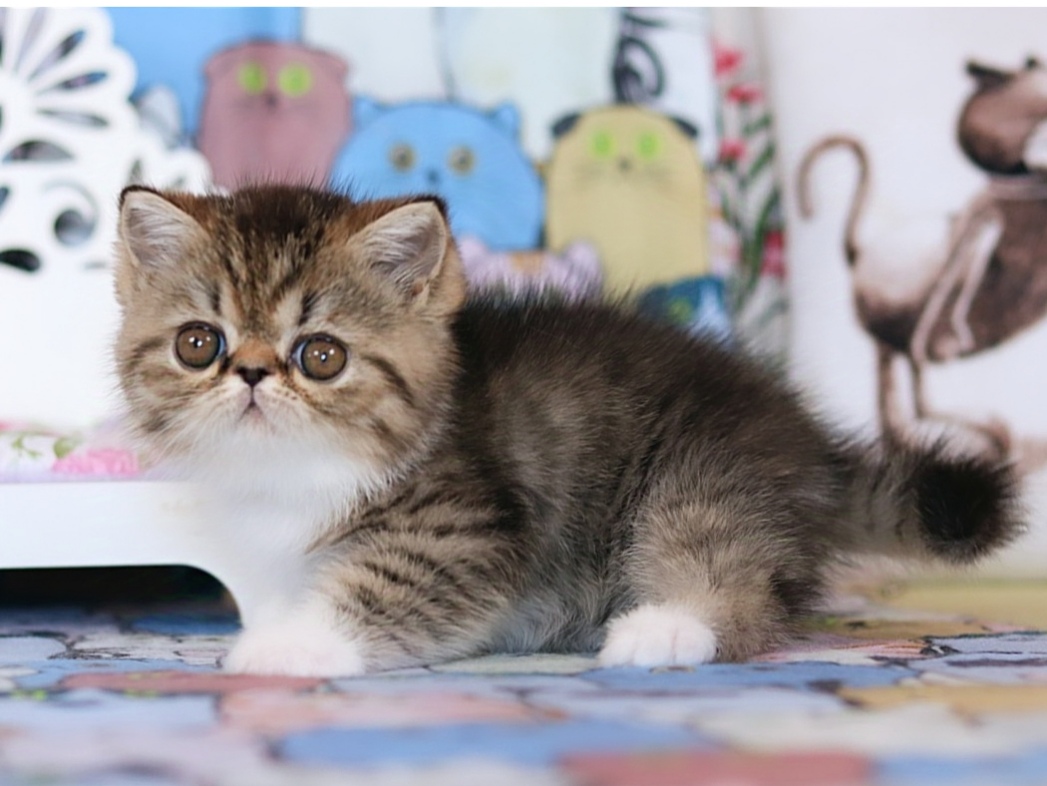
[599,603,718,668]
[224,606,366,677]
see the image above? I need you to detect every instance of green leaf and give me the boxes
[743,113,773,137]
[53,436,78,459]
[732,189,783,309]
[741,142,776,190]
[10,435,42,460]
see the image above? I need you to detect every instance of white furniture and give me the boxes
[0,9,230,604]
[0,481,263,619]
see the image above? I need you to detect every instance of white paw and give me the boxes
[223,601,366,677]
[599,603,718,668]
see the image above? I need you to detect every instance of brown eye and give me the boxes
[389,143,415,172]
[448,146,475,174]
[175,324,225,370]
[295,335,348,381]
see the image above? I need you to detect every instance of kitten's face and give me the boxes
[113,186,466,487]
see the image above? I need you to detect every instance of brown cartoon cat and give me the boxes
[799,58,1047,459]
[198,41,352,188]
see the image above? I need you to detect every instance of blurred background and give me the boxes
[5,7,1047,574]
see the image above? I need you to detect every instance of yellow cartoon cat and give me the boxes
[545,105,709,292]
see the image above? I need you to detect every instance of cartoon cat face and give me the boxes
[959,57,1047,174]
[550,106,700,191]
[334,99,544,251]
[545,104,709,292]
[198,41,351,188]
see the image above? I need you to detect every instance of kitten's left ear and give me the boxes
[115,186,207,305]
[355,200,466,315]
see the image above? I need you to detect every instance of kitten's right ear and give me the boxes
[354,200,466,316]
[116,187,206,304]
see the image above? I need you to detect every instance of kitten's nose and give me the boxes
[237,366,270,387]
[617,157,633,172]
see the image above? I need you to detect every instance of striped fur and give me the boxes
[113,184,1025,675]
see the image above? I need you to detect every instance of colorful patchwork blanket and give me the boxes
[0,581,1046,785]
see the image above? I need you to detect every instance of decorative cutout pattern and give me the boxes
[0,7,210,425]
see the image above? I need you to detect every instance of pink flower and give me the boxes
[719,138,747,163]
[52,448,139,477]
[762,230,787,279]
[713,41,744,77]
[727,83,763,104]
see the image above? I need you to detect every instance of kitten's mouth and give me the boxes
[240,400,266,421]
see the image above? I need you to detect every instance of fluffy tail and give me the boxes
[796,135,870,266]
[837,441,1025,565]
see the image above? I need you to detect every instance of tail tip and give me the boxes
[913,454,1026,564]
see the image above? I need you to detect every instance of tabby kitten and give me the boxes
[113,184,1023,676]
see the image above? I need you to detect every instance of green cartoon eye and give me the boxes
[638,132,660,159]
[591,130,614,158]
[278,63,313,97]
[238,62,267,95]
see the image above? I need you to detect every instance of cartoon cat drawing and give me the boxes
[798,57,1047,462]
[545,104,710,293]
[198,41,351,188]
[334,98,544,251]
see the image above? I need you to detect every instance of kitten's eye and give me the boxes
[238,62,267,96]
[175,324,225,370]
[294,335,348,381]
[448,146,475,175]
[389,144,416,172]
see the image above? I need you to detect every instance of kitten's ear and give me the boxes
[116,187,206,304]
[355,200,466,314]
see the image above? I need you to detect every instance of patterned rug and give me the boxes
[1,579,1047,785]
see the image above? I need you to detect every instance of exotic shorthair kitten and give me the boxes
[113,184,1023,677]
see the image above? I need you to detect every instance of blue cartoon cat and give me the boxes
[333,98,544,251]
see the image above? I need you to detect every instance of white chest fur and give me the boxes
[170,435,387,628]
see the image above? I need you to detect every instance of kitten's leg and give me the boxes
[224,592,367,677]
[226,525,520,677]
[600,495,815,667]
[324,528,522,672]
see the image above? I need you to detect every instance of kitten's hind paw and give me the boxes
[223,603,366,677]
[599,603,718,668]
